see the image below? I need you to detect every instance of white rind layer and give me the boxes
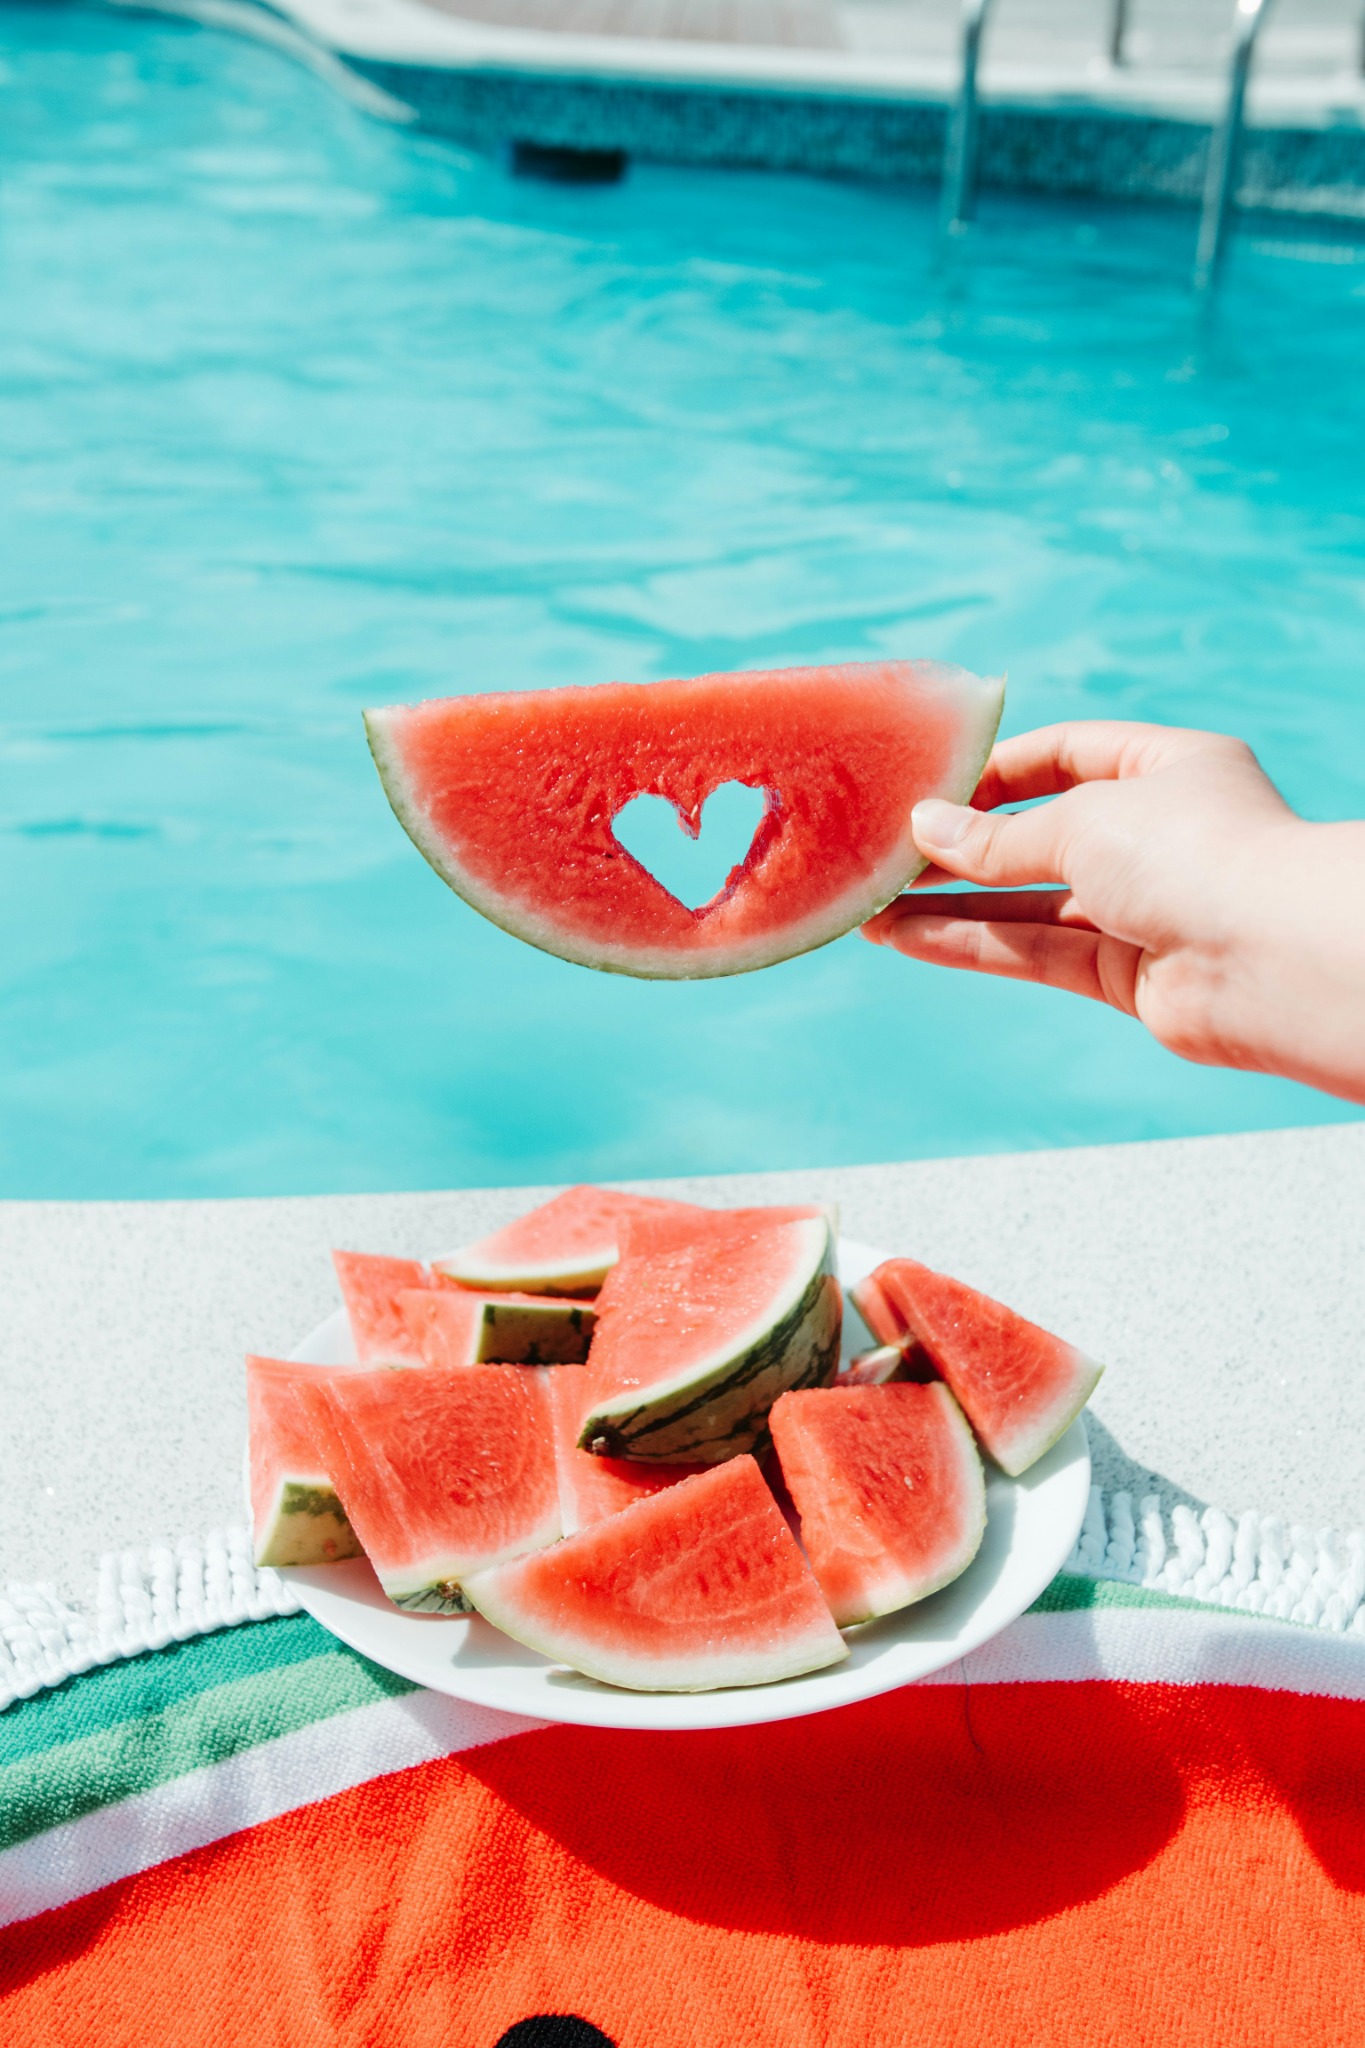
[462,1572,849,1693]
[364,663,1005,981]
[376,1498,563,1612]
[434,1241,617,1294]
[836,1411,986,1626]
[992,1348,1105,1478]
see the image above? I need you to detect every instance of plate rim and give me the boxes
[278,1235,1091,1731]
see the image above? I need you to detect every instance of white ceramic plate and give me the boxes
[280,1238,1090,1731]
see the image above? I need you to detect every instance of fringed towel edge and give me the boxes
[4,1487,1364,1711]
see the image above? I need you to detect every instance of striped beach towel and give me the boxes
[3,1497,1365,2045]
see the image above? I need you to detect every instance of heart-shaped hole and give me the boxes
[612,782,769,912]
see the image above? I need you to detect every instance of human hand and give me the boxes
[862,721,1365,1105]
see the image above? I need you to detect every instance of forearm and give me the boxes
[1210,821,1365,1105]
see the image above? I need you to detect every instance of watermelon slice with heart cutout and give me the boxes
[463,1456,848,1692]
[434,1184,707,1296]
[298,1363,561,1612]
[396,1287,595,1368]
[867,1258,1103,1476]
[247,1354,363,1569]
[578,1208,842,1464]
[364,660,1003,979]
[770,1382,986,1627]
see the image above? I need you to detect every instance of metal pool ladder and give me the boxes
[1193,0,1276,291]
[939,0,1289,294]
[940,0,1138,234]
[939,0,995,235]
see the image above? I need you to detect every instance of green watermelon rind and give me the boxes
[254,1479,363,1570]
[374,1501,563,1614]
[578,1219,842,1465]
[398,1289,596,1366]
[363,665,1005,982]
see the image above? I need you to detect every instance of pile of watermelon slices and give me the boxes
[247,1185,1103,1692]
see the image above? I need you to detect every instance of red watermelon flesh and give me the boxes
[579,1211,841,1463]
[769,1383,986,1627]
[396,1288,595,1368]
[298,1364,560,1612]
[608,1200,836,1258]
[849,1269,907,1349]
[332,1251,459,1365]
[872,1259,1104,1477]
[364,661,1004,980]
[246,1355,361,1570]
[434,1184,707,1295]
[549,1366,693,1533]
[463,1455,848,1692]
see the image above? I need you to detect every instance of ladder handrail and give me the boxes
[1193,0,1275,291]
[940,0,997,235]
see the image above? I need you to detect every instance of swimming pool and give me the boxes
[3,4,1363,1200]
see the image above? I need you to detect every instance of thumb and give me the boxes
[912,797,1069,889]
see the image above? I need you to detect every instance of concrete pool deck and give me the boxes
[3,1119,1362,1608]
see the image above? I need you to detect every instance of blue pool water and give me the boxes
[3,5,1364,1200]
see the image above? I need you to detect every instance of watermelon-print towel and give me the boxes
[4,1500,1365,2045]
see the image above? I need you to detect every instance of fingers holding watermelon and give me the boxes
[864,717,1365,1107]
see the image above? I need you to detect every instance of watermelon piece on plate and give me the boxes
[247,1355,362,1569]
[364,661,1004,980]
[870,1258,1104,1476]
[579,1211,842,1463]
[837,1344,913,1388]
[396,1288,595,1368]
[848,1270,907,1349]
[549,1366,693,1533]
[463,1455,848,1692]
[434,1184,705,1295]
[299,1364,560,1612]
[332,1250,456,1365]
[769,1382,986,1627]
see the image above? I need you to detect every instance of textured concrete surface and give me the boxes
[3,1121,1363,1605]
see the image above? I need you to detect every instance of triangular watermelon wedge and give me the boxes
[770,1382,985,1626]
[463,1456,847,1692]
[332,1251,458,1365]
[433,1184,706,1295]
[870,1258,1103,1475]
[298,1364,561,1612]
[579,1210,841,1463]
[364,661,1003,979]
[247,1354,362,1569]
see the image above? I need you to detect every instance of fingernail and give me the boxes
[912,799,973,851]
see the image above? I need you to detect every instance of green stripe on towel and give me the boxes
[0,1646,418,1851]
[0,1614,340,1765]
[1030,1573,1193,1616]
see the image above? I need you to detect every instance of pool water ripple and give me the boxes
[1,4,1362,1197]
